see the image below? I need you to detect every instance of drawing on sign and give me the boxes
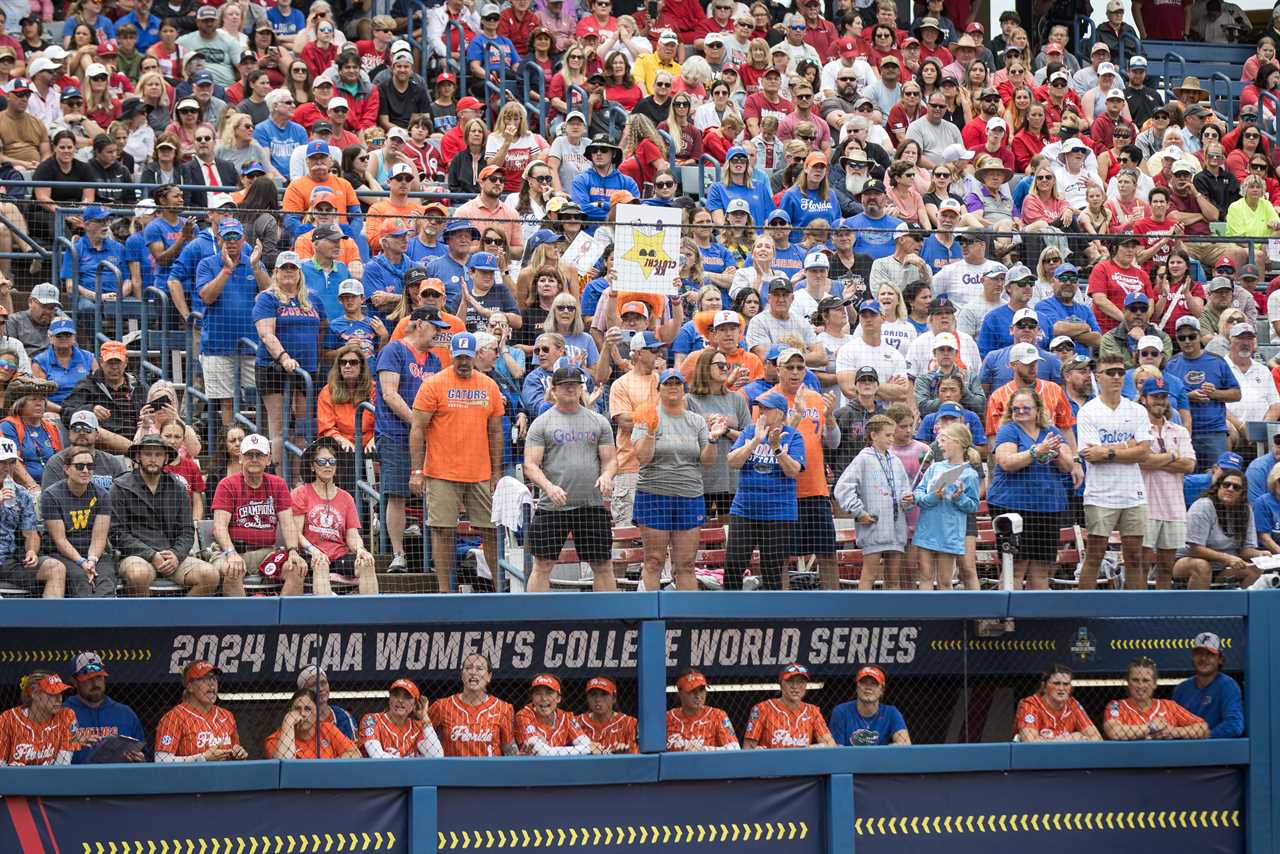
[614,204,682,295]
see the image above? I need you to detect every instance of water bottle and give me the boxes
[3,475,15,510]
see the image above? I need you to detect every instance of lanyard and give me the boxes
[873,450,898,519]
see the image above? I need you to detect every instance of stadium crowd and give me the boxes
[0,631,1243,763]
[0,0,1275,600]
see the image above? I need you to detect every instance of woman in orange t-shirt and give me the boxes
[265,690,360,760]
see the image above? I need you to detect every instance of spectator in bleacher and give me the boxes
[65,652,146,763]
[1225,173,1280,240]
[1174,467,1265,588]
[2,374,62,494]
[686,346,751,519]
[283,139,360,236]
[1096,293,1170,371]
[836,413,912,590]
[665,669,739,752]
[113,434,216,597]
[42,445,114,597]
[374,308,444,572]
[0,74,50,171]
[42,411,124,491]
[1015,665,1101,742]
[8,282,59,356]
[607,330,660,526]
[254,87,307,178]
[1033,263,1100,358]
[1224,322,1280,447]
[133,380,200,458]
[1246,436,1280,504]
[177,122,237,210]
[1166,315,1241,471]
[1172,632,1244,738]
[295,665,355,741]
[0,438,58,597]
[315,341,375,494]
[1136,377,1196,589]
[1122,57,1162,136]
[266,688,360,759]
[211,433,307,597]
[62,339,146,454]
[1103,658,1208,740]
[0,672,77,765]
[155,661,248,762]
[292,437,377,596]
[915,332,983,415]
[829,665,910,746]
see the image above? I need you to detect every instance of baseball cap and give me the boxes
[1048,70,1070,84]
[1136,335,1163,352]
[218,218,244,238]
[1217,451,1244,472]
[1053,262,1079,279]
[986,116,1007,132]
[296,665,326,689]
[183,661,221,684]
[859,179,887,196]
[466,252,501,272]
[306,139,331,159]
[1240,263,1262,280]
[779,663,810,681]
[1215,255,1236,271]
[100,340,127,362]
[1011,308,1038,326]
[450,332,478,359]
[49,316,75,336]
[1140,378,1169,397]
[856,298,881,315]
[928,296,955,315]
[932,332,960,351]
[0,439,16,461]
[725,198,751,216]
[586,676,616,695]
[1097,62,1117,78]
[275,251,302,270]
[676,671,707,692]
[938,198,965,216]
[1123,292,1150,308]
[531,673,562,692]
[196,4,218,18]
[82,204,110,222]
[389,678,421,699]
[854,366,879,383]
[803,251,829,270]
[1231,322,1256,339]
[1208,276,1234,292]
[457,96,483,112]
[311,120,334,134]
[190,69,213,86]
[74,651,108,681]
[775,347,805,366]
[1171,159,1197,175]
[620,301,650,319]
[658,29,679,44]
[1009,342,1041,364]
[550,366,585,386]
[388,162,415,181]
[312,223,343,243]
[658,368,686,386]
[1105,88,1126,101]
[33,674,74,695]
[754,391,788,413]
[1049,335,1074,350]
[327,95,350,112]
[26,56,57,77]
[338,279,364,298]
[208,192,236,209]
[240,161,266,177]
[766,209,791,225]
[478,165,503,182]
[856,665,885,685]
[1130,55,1148,69]
[711,310,741,328]
[240,434,270,456]
[982,263,1008,280]
[1176,315,1200,331]
[1006,264,1034,283]
[409,307,450,328]
[767,276,794,294]
[1193,632,1222,654]
[1106,0,1124,9]
[69,410,99,431]
[937,402,964,419]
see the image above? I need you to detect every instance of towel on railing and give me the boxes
[491,476,531,532]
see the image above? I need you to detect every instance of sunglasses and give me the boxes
[555,305,577,312]
[1014,322,1038,329]
[1176,333,1200,341]
[655,180,676,188]
[655,82,671,88]
[194,135,213,142]
[313,458,338,467]
[711,361,728,368]
[1220,481,1244,492]
[534,346,553,354]
[1252,163,1269,170]
[71,462,95,471]
[483,237,505,246]
[339,358,362,366]
[1099,368,1126,378]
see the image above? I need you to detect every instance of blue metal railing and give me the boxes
[1209,72,1235,127]
[655,129,678,178]
[1160,51,1186,103]
[696,154,721,196]
[443,20,469,98]
[232,337,262,437]
[1071,16,1095,63]
[566,82,589,122]
[521,61,548,133]
[406,0,433,82]
[136,285,173,385]
[91,259,131,347]
[351,399,385,552]
[278,364,315,489]
[182,311,218,463]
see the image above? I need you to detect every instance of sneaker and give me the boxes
[404,524,422,538]
[388,553,407,572]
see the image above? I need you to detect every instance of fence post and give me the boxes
[828,774,853,854]
[410,786,439,854]
[637,619,666,754]
[1247,590,1275,854]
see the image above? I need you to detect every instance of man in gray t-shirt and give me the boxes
[41,410,129,492]
[523,367,618,592]
[745,277,822,364]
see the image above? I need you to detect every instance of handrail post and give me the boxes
[352,400,385,553]
[93,260,124,347]
[279,365,315,489]
[444,20,468,97]
[233,337,261,435]
[567,83,589,123]
[1161,52,1185,104]
[696,154,720,196]
[655,129,677,178]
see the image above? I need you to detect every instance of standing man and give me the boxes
[608,331,660,526]
[1139,378,1196,590]
[979,309,1060,395]
[1171,632,1244,739]
[1076,353,1152,590]
[985,343,1079,444]
[835,300,911,404]
[827,665,910,746]
[410,333,504,594]
[522,366,617,592]
[976,263,1036,355]
[743,664,835,749]
[1224,322,1280,449]
[64,652,146,763]
[1166,316,1241,470]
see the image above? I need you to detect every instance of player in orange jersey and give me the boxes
[0,674,77,765]
[359,678,444,758]
[576,676,638,754]
[515,673,599,755]
[155,661,247,762]
[1015,665,1101,742]
[266,689,361,760]
[428,653,517,757]
[743,664,835,749]
[665,670,740,752]
[1103,657,1209,741]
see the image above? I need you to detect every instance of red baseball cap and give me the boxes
[837,37,858,58]
[96,40,118,56]
[1215,255,1236,270]
[33,674,74,695]
[456,96,483,111]
[856,665,886,685]
[901,36,920,47]
[183,661,221,684]
[779,663,810,682]
[965,22,984,34]
[586,676,616,695]
[531,673,562,692]
[390,678,421,700]
[435,71,457,84]
[676,671,707,692]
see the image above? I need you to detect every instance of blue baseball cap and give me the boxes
[756,391,789,412]
[443,219,480,239]
[305,139,330,158]
[631,330,663,351]
[191,69,213,86]
[1140,378,1169,396]
[218,218,245,238]
[766,209,791,225]
[50,316,75,336]
[857,299,881,315]
[450,332,478,358]
[1217,452,1244,472]
[1123,291,1150,308]
[937,402,964,419]
[240,161,266,176]
[765,343,785,362]
[725,145,749,161]
[1054,262,1078,278]
[526,228,565,251]
[467,252,500,272]
[659,368,686,386]
[82,204,110,221]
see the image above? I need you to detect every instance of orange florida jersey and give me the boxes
[1105,698,1205,729]
[359,712,432,758]
[1016,695,1095,739]
[0,706,76,765]
[515,706,586,750]
[155,702,239,757]
[576,712,639,754]
[665,706,738,752]
[744,699,830,748]
[429,694,515,757]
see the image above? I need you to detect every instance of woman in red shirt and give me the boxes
[885,82,925,148]
[1011,102,1048,173]
[659,95,704,165]
[600,50,642,110]
[1105,167,1151,234]
[737,37,770,95]
[301,20,339,79]
[1226,125,1266,179]
[619,114,668,193]
[293,437,378,595]
[265,690,361,759]
[550,44,593,115]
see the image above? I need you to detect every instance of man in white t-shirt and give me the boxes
[1224,321,1280,445]
[956,263,1007,343]
[835,299,910,404]
[1077,351,1152,590]
[1053,137,1104,210]
[930,233,1001,309]
[906,296,981,377]
[791,251,838,321]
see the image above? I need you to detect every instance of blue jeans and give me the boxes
[1191,430,1227,474]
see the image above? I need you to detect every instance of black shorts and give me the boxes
[0,556,38,593]
[527,506,613,562]
[789,496,837,556]
[987,505,1059,563]
[256,363,306,397]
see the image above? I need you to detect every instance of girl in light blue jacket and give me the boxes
[912,422,981,591]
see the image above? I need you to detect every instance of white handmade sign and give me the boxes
[612,203,682,295]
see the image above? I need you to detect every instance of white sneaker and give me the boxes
[388,553,408,572]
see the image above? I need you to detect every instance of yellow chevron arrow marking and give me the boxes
[976,816,986,833]
[798,822,808,840]
[855,819,864,836]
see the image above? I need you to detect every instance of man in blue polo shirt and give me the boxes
[1034,262,1100,357]
[1166,315,1241,472]
[846,181,901,261]
[364,224,414,323]
[64,652,146,763]
[979,308,1060,394]
[1171,632,1244,738]
[828,666,910,745]
[425,219,479,315]
[115,0,160,51]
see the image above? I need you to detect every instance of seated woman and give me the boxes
[0,376,62,494]
[1014,665,1101,742]
[133,380,202,458]
[292,438,378,596]
[31,317,94,414]
[1173,468,1265,589]
[1102,658,1209,741]
[264,689,361,760]
[1256,461,1280,554]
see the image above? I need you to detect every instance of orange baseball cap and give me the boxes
[676,671,707,692]
[183,661,221,684]
[531,673,562,692]
[100,340,128,362]
[421,277,446,295]
[586,676,616,695]
[620,300,650,318]
[478,165,503,181]
[803,152,829,170]
[33,674,74,695]
[389,678,421,700]
[856,665,886,685]
[779,663,810,682]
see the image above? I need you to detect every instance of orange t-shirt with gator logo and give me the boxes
[428,694,515,757]
[413,367,505,482]
[1015,694,1095,739]
[358,712,430,758]
[665,706,738,752]
[0,706,76,765]
[743,699,830,748]
[1104,698,1204,729]
[155,702,239,757]
[576,712,638,754]
[515,706,585,750]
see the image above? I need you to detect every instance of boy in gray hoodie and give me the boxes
[834,414,914,591]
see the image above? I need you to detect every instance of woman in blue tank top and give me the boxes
[32,317,95,408]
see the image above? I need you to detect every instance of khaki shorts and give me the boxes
[200,354,257,400]
[426,479,494,529]
[1144,519,1186,552]
[1085,504,1148,538]
[120,554,214,586]
[211,547,276,575]
[611,471,639,527]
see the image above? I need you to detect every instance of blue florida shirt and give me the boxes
[828,700,908,745]
[1171,672,1244,738]
[1165,351,1240,434]
[728,424,806,521]
[63,235,128,297]
[64,694,147,763]
[846,212,901,260]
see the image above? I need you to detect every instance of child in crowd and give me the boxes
[162,420,206,520]
[834,414,913,591]
[886,403,929,587]
[912,422,981,591]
